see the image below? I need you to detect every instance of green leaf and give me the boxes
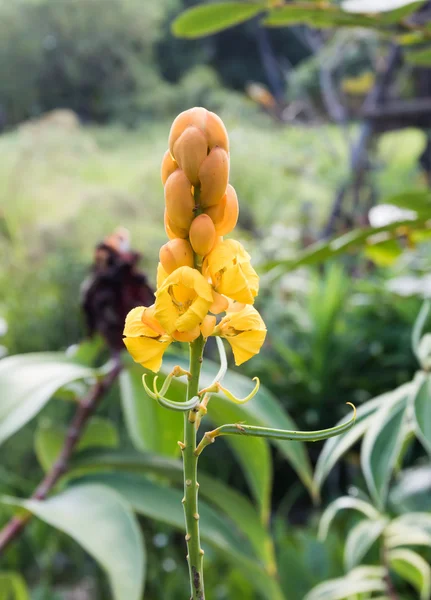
[0,572,29,600]
[412,301,431,366]
[172,2,266,39]
[264,5,377,28]
[344,518,388,571]
[390,465,431,513]
[0,353,95,446]
[2,484,145,600]
[69,448,275,569]
[120,366,183,457]
[206,398,273,523]
[262,217,430,277]
[162,354,315,505]
[389,548,431,600]
[305,566,386,600]
[406,46,431,66]
[77,472,284,600]
[319,496,381,541]
[35,417,119,472]
[385,191,431,216]
[412,374,431,455]
[364,239,402,267]
[314,383,411,491]
[361,393,409,509]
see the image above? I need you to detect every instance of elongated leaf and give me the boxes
[35,417,119,472]
[386,191,431,216]
[120,366,183,457]
[78,472,284,600]
[0,572,29,600]
[386,520,431,549]
[262,217,429,276]
[305,566,386,600]
[162,354,315,503]
[412,374,431,455]
[206,398,272,523]
[389,548,431,600]
[172,2,265,39]
[314,383,411,490]
[390,465,431,513]
[264,5,377,27]
[361,393,409,509]
[69,448,275,569]
[319,496,381,541]
[0,353,95,446]
[344,518,388,571]
[390,513,431,538]
[2,484,145,600]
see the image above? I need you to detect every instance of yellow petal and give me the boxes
[141,305,166,336]
[157,262,169,288]
[124,306,158,338]
[226,329,267,366]
[176,295,212,332]
[204,239,258,304]
[123,336,171,372]
[155,266,213,334]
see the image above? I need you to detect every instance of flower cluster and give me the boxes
[123,107,266,371]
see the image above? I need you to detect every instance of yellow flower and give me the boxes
[204,239,259,304]
[123,306,171,372]
[213,303,266,366]
[154,266,213,334]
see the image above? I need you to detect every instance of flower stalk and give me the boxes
[183,336,206,600]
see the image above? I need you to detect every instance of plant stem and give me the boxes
[183,336,205,600]
[0,357,122,555]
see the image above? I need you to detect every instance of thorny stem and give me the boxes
[183,336,206,600]
[0,357,123,555]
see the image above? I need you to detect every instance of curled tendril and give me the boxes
[142,373,199,412]
[199,377,260,405]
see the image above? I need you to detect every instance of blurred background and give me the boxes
[1,0,431,598]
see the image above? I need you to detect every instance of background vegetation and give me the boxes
[1,0,431,598]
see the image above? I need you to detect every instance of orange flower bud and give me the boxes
[206,184,239,236]
[198,147,229,208]
[206,111,229,152]
[169,107,207,156]
[173,126,208,186]
[209,290,229,314]
[164,170,195,230]
[169,107,229,156]
[189,214,216,256]
[161,150,178,185]
[164,210,188,240]
[200,315,216,338]
[159,239,194,274]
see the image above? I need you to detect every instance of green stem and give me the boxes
[195,404,356,456]
[183,336,205,600]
